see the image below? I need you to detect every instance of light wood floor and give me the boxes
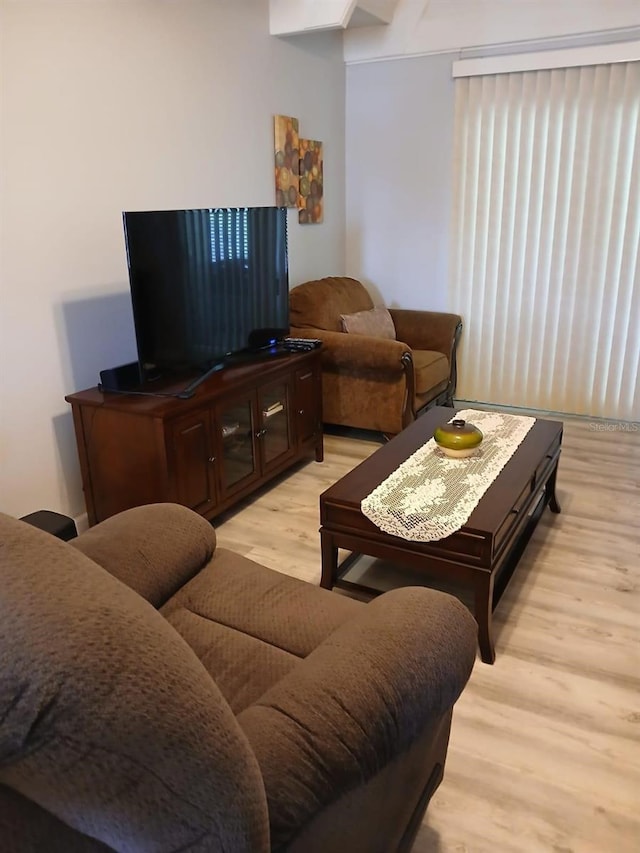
[214,413,640,853]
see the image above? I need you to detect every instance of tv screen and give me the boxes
[123,206,290,380]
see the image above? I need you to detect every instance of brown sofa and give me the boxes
[0,503,477,852]
[289,276,463,436]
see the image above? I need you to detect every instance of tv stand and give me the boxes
[66,349,323,526]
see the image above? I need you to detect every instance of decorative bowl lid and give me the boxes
[434,418,483,450]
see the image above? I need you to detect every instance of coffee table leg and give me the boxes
[474,574,496,664]
[546,464,561,513]
[320,529,337,589]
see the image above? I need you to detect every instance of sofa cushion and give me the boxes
[412,350,450,395]
[289,276,373,332]
[340,306,396,340]
[161,547,364,713]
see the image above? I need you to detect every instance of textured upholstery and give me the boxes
[0,507,268,853]
[239,588,476,850]
[289,276,374,333]
[340,305,396,339]
[0,503,477,852]
[160,550,362,713]
[71,502,216,606]
[413,349,450,396]
[289,276,463,435]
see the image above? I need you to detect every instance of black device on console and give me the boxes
[99,361,143,393]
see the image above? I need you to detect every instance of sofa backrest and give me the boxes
[289,276,374,333]
[70,502,217,608]
[0,513,269,852]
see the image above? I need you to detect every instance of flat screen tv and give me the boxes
[122,206,290,391]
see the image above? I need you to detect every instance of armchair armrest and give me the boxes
[389,309,462,356]
[71,503,216,607]
[290,326,411,374]
[1,510,268,853]
[238,587,477,848]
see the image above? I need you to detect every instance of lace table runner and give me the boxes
[361,409,536,542]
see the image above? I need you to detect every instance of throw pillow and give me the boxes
[340,306,396,340]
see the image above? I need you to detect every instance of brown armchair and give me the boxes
[0,503,477,853]
[289,276,462,436]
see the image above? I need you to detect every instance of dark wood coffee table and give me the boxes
[319,407,562,663]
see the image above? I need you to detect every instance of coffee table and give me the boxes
[319,407,562,663]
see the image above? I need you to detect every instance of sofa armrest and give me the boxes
[71,503,217,607]
[389,309,462,356]
[238,587,477,849]
[290,326,410,374]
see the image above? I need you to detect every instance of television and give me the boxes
[122,206,290,392]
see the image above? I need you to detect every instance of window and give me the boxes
[450,59,639,420]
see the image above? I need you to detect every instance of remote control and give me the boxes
[283,337,322,349]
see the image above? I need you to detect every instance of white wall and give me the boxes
[0,0,346,519]
[345,52,455,310]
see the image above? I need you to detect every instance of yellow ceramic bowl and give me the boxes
[434,418,483,458]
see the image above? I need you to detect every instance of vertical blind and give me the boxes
[449,60,639,421]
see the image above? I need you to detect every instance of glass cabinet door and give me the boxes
[259,381,293,467]
[219,398,256,491]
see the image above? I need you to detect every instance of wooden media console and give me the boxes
[66,349,323,526]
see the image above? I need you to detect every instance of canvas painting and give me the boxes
[274,115,299,208]
[298,139,323,224]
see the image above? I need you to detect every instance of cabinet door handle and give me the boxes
[208,456,216,463]
[256,428,267,439]
[298,408,304,415]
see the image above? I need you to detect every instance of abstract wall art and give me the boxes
[298,138,323,225]
[274,115,299,208]
[274,116,323,224]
